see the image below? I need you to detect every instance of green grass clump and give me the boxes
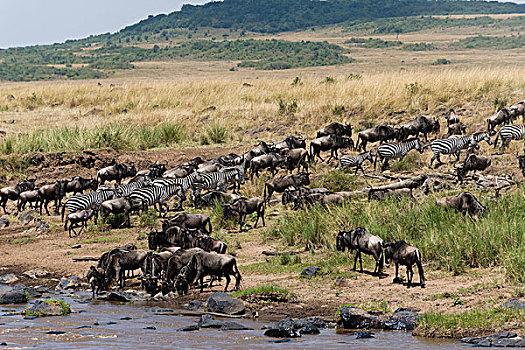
[206,121,229,144]
[77,236,121,245]
[139,208,158,227]
[23,299,71,317]
[10,237,40,244]
[231,285,294,299]
[310,169,361,192]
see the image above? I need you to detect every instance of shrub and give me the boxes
[206,121,229,144]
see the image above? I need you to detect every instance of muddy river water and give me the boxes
[0,288,468,349]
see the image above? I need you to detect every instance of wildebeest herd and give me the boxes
[1,98,525,296]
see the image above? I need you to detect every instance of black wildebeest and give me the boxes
[356,125,398,151]
[0,178,36,215]
[105,249,149,288]
[336,228,384,276]
[161,248,204,295]
[309,134,353,162]
[97,162,137,185]
[264,172,310,203]
[223,197,265,231]
[397,116,440,142]
[455,154,491,183]
[436,192,486,218]
[249,153,285,180]
[281,148,309,173]
[148,226,194,251]
[64,209,97,237]
[65,176,97,195]
[384,241,425,288]
[487,108,514,135]
[100,197,134,228]
[175,251,242,294]
[38,179,68,216]
[163,212,212,233]
[316,122,352,138]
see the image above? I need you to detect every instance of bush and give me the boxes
[277,97,298,114]
[206,121,229,144]
[432,58,451,65]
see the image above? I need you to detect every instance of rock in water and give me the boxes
[338,306,385,329]
[0,274,18,284]
[55,276,83,291]
[299,324,320,335]
[300,266,321,277]
[177,325,200,332]
[355,331,374,339]
[264,327,301,338]
[23,269,50,279]
[198,315,225,329]
[186,300,204,312]
[206,292,245,315]
[0,289,28,304]
[23,299,70,317]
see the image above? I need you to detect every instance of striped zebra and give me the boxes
[338,151,374,175]
[152,171,200,207]
[192,165,245,198]
[430,132,491,167]
[115,176,153,197]
[494,124,525,154]
[61,189,116,222]
[374,138,424,171]
[129,183,184,217]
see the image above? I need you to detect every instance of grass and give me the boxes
[231,285,295,301]
[23,299,71,317]
[417,307,525,338]
[77,236,122,245]
[10,237,40,244]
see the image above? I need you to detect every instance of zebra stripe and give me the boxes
[115,176,152,197]
[430,132,491,166]
[192,166,245,195]
[339,152,373,175]
[496,124,525,153]
[153,171,199,198]
[129,183,184,214]
[62,190,115,221]
[375,139,422,170]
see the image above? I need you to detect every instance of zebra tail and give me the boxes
[494,131,500,149]
[61,203,66,222]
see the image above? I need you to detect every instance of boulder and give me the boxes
[23,269,50,279]
[186,300,204,312]
[219,321,254,331]
[300,266,321,277]
[0,273,18,284]
[0,289,28,304]
[355,331,375,339]
[0,217,9,228]
[299,324,320,335]
[97,291,146,302]
[13,284,41,298]
[338,306,385,329]
[23,299,70,317]
[177,325,200,332]
[198,315,225,329]
[55,276,84,291]
[264,327,301,338]
[18,210,37,225]
[206,292,245,315]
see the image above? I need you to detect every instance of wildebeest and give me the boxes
[291,191,345,210]
[273,135,307,151]
[163,212,212,233]
[384,241,425,288]
[64,209,97,237]
[397,116,440,142]
[194,190,240,208]
[456,154,491,183]
[100,197,134,228]
[223,197,265,231]
[444,109,460,127]
[186,234,228,254]
[17,190,42,212]
[97,162,137,185]
[148,161,168,178]
[175,251,242,294]
[510,102,525,123]
[281,148,309,173]
[368,188,415,202]
[141,250,174,295]
[105,249,149,288]
[87,266,107,299]
[38,179,68,215]
[436,192,486,218]
[309,134,353,162]
[148,226,185,251]
[316,122,352,138]
[65,176,97,195]
[163,163,197,178]
[447,122,467,137]
[336,228,384,276]
[161,248,203,295]
[249,153,285,180]
[97,244,137,272]
[264,172,310,203]
[517,153,525,177]
[487,108,514,135]
[0,178,36,215]
[356,125,399,151]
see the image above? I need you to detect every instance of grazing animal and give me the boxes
[192,164,245,197]
[115,176,153,197]
[249,153,285,179]
[282,148,309,173]
[38,179,68,215]
[338,151,374,175]
[494,124,525,154]
[97,163,137,185]
[105,249,149,288]
[195,190,240,208]
[356,125,399,151]
[456,154,491,183]
[273,135,307,151]
[517,153,525,177]
[447,122,467,137]
[129,183,184,217]
[397,116,440,142]
[510,102,525,123]
[161,248,204,295]
[309,134,353,162]
[65,176,97,195]
[100,197,134,228]
[97,244,137,272]
[153,172,199,208]
[430,132,491,168]
[17,190,42,212]
[64,209,97,237]
[368,188,415,202]
[141,251,173,295]
[264,172,310,203]
[384,241,425,288]
[87,266,107,299]
[147,162,168,178]
[61,189,116,221]
[148,226,189,251]
[316,122,352,138]
[487,108,514,135]
[162,212,212,233]
[293,191,344,209]
[374,138,424,171]
[436,192,486,218]
[163,163,197,178]
[336,228,384,276]
[187,235,228,254]
[0,178,37,215]
[445,109,460,127]
[223,197,265,231]
[175,251,242,294]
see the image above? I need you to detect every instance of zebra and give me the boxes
[191,165,245,200]
[430,132,491,168]
[494,124,525,154]
[128,183,184,217]
[374,138,424,171]
[61,189,116,222]
[338,151,374,175]
[152,171,200,208]
[115,176,153,197]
